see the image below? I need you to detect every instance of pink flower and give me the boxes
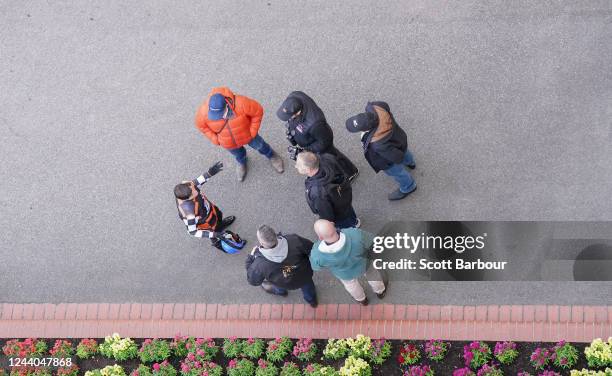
[152,363,160,371]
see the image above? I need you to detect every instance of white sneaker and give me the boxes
[355,218,361,228]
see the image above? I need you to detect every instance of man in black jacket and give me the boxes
[245,225,318,308]
[345,101,417,201]
[277,91,359,182]
[295,151,360,229]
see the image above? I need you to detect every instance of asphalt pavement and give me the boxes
[1,1,611,304]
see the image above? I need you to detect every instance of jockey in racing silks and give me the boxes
[173,161,244,253]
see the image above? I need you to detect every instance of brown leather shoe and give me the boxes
[269,152,284,173]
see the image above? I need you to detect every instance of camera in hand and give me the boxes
[287,145,304,161]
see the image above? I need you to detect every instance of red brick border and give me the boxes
[0,304,609,342]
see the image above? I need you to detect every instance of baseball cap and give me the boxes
[208,94,227,120]
[276,97,303,121]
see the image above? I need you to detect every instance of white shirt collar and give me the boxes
[318,232,346,253]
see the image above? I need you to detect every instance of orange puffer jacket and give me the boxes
[194,87,264,149]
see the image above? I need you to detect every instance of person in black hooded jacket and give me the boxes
[345,101,417,201]
[245,224,318,307]
[277,91,359,182]
[295,151,360,229]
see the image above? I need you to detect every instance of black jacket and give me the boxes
[245,234,314,290]
[362,101,408,172]
[285,91,334,153]
[304,154,353,222]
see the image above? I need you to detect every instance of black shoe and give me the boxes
[348,170,359,183]
[219,216,236,230]
[388,186,417,201]
[356,297,369,306]
[261,281,287,297]
[406,163,416,170]
[376,287,387,300]
[307,297,318,308]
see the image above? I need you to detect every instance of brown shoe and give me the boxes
[269,152,284,173]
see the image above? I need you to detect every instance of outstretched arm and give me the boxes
[192,161,223,188]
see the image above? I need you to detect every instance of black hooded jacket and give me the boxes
[285,91,334,153]
[304,154,353,222]
[362,101,408,172]
[245,234,314,290]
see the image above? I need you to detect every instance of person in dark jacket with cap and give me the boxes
[245,224,318,308]
[295,151,360,229]
[345,101,417,201]
[277,91,359,182]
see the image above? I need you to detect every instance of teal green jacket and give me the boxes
[310,228,374,280]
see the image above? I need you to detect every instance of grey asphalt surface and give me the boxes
[1,1,611,305]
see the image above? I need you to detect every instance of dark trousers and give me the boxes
[334,206,359,229]
[269,279,317,304]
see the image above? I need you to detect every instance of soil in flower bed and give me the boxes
[0,338,595,375]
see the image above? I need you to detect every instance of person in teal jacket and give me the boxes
[310,219,387,305]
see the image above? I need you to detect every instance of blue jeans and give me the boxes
[227,134,273,165]
[334,206,358,230]
[270,279,317,304]
[383,150,416,193]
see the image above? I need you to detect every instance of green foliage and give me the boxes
[56,365,80,376]
[223,338,244,358]
[76,339,99,359]
[569,369,612,376]
[398,343,421,366]
[339,356,370,376]
[2,339,47,358]
[130,365,153,376]
[99,334,138,361]
[85,365,126,376]
[255,359,279,376]
[179,361,222,376]
[322,339,348,361]
[292,339,317,362]
[279,362,301,376]
[170,336,189,358]
[49,340,74,358]
[553,341,579,369]
[303,364,338,376]
[368,339,391,365]
[585,338,612,368]
[138,339,171,363]
[266,338,293,363]
[242,338,265,360]
[345,336,372,359]
[227,359,256,376]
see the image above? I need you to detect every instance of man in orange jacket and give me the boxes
[195,87,284,181]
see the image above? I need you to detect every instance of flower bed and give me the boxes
[0,336,609,375]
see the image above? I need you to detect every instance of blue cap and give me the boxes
[208,94,226,120]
